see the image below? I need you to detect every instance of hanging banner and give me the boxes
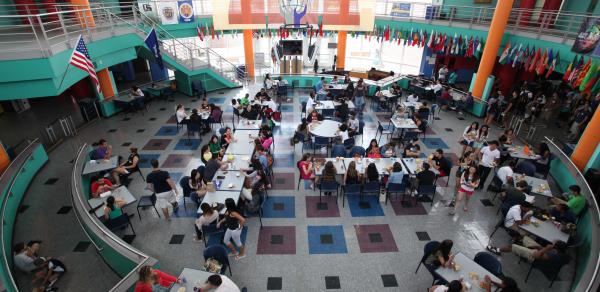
[157,1,179,25]
[390,3,411,17]
[177,0,194,24]
[137,0,158,22]
[571,17,600,56]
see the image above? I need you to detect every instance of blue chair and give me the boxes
[355,121,365,144]
[313,136,330,155]
[322,109,335,119]
[178,176,194,211]
[342,184,361,208]
[361,181,380,201]
[520,252,569,288]
[348,146,365,158]
[415,240,439,274]
[343,137,355,149]
[318,181,339,202]
[203,245,231,275]
[474,251,503,277]
[187,121,201,144]
[331,144,347,158]
[201,222,225,247]
[417,184,437,206]
[376,121,393,144]
[386,183,406,205]
[294,132,311,153]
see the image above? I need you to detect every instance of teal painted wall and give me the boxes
[0,0,18,24]
[0,144,48,292]
[584,143,600,172]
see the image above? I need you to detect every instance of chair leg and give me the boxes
[415,262,421,274]
[153,206,161,218]
[524,265,533,282]
[137,207,142,221]
[297,178,301,190]
[183,197,187,211]
[259,208,263,228]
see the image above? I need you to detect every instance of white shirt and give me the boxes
[463,126,477,142]
[265,100,278,111]
[265,79,274,89]
[505,204,522,228]
[278,79,288,86]
[306,97,315,112]
[497,166,514,185]
[338,130,349,142]
[348,118,359,131]
[176,109,188,123]
[14,252,36,272]
[132,88,144,97]
[480,146,500,167]
[214,275,241,292]
[432,286,449,292]
[406,94,419,103]
[432,83,443,93]
[438,67,448,79]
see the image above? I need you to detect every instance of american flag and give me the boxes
[69,36,100,93]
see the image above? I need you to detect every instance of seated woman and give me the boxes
[499,128,515,146]
[412,113,426,133]
[365,163,380,183]
[208,135,223,156]
[365,139,379,155]
[259,128,273,150]
[189,169,207,205]
[386,162,404,186]
[425,239,454,269]
[337,124,350,143]
[374,86,386,109]
[317,161,337,196]
[103,195,125,221]
[298,154,316,189]
[292,119,310,145]
[91,176,115,198]
[175,104,188,124]
[380,142,396,158]
[429,280,463,292]
[344,161,361,185]
[367,146,382,158]
[194,203,219,241]
[199,98,209,111]
[221,127,234,149]
[134,265,179,292]
[347,113,359,136]
[201,145,213,164]
[111,147,140,185]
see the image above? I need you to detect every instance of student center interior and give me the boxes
[2,0,600,291]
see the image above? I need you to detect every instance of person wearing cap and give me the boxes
[197,274,240,292]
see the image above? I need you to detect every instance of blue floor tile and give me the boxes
[169,172,183,185]
[361,115,374,123]
[262,196,295,218]
[307,225,347,254]
[299,96,308,103]
[155,126,180,136]
[346,195,385,217]
[421,138,450,150]
[273,153,295,168]
[174,138,202,150]
[280,105,293,112]
[138,154,161,168]
[208,97,226,104]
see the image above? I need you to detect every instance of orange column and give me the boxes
[97,68,115,99]
[0,142,9,175]
[243,30,255,78]
[70,0,95,28]
[336,31,347,71]
[571,108,600,170]
[471,0,514,99]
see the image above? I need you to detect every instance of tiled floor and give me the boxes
[11,82,575,292]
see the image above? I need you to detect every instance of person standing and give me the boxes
[146,159,180,221]
[437,65,448,83]
[313,59,319,74]
[217,198,246,260]
[451,165,480,214]
[477,141,500,190]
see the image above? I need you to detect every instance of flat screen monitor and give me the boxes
[281,40,303,55]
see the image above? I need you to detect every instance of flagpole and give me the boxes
[57,34,82,91]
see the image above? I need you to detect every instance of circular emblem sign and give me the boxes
[179,3,193,21]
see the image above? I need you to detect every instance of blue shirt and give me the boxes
[387,171,404,186]
[93,147,108,160]
[315,81,324,92]
[258,154,268,170]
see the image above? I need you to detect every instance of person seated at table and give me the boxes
[298,154,316,189]
[374,86,386,109]
[336,124,350,144]
[411,113,426,133]
[432,80,443,96]
[199,98,210,111]
[91,176,115,198]
[201,145,212,164]
[365,139,379,155]
[255,145,270,171]
[417,101,431,118]
[208,103,223,125]
[425,239,454,268]
[430,149,452,177]
[264,96,278,112]
[417,163,436,187]
[292,119,310,145]
[390,83,402,96]
[429,280,462,292]
[535,142,551,165]
[305,91,316,113]
[230,98,243,112]
[515,160,536,177]
[336,99,350,122]
[550,185,586,216]
[130,86,144,97]
[386,162,404,187]
[189,108,205,131]
[365,163,380,183]
[380,142,396,158]
[221,127,234,149]
[438,87,452,111]
[255,88,269,100]
[240,93,250,106]
[347,112,359,136]
[241,104,260,120]
[330,75,339,85]
[240,183,263,216]
[134,265,179,292]
[367,146,382,158]
[403,137,421,158]
[198,274,241,292]
[500,180,529,214]
[208,135,223,156]
[308,110,322,123]
[503,202,534,238]
[315,76,325,92]
[317,161,337,196]
[487,240,569,267]
[499,128,515,146]
[103,195,125,221]
[175,104,188,124]
[344,161,361,185]
[406,93,419,103]
[483,277,520,292]
[111,147,140,185]
[548,204,577,224]
[92,139,112,160]
[189,168,207,205]
[240,159,268,188]
[194,203,220,242]
[204,154,228,182]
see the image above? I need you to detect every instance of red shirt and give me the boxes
[91,179,113,195]
[441,91,451,101]
[133,270,178,292]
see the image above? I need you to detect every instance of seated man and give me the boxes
[550,185,586,216]
[347,112,359,136]
[129,86,144,97]
[91,176,115,198]
[403,137,421,158]
[438,88,452,111]
[92,139,112,160]
[430,149,451,177]
[504,202,534,237]
[198,274,241,292]
[203,153,228,181]
[488,240,569,266]
[549,203,577,224]
[406,93,419,103]
[417,163,436,187]
[14,241,65,291]
[515,160,537,176]
[496,160,516,187]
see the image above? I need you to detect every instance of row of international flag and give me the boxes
[563,55,599,94]
[498,41,560,78]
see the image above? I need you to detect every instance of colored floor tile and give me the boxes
[166,115,177,124]
[208,97,226,104]
[138,154,161,168]
[271,173,296,190]
[256,226,296,255]
[346,195,385,217]
[307,225,348,254]
[421,137,450,149]
[273,153,295,168]
[261,196,295,218]
[161,154,193,168]
[174,138,202,151]
[279,104,293,112]
[305,196,340,218]
[389,197,428,216]
[354,224,398,253]
[142,139,172,151]
[155,126,180,136]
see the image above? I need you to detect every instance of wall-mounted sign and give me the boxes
[178,0,195,23]
[157,1,179,25]
[390,3,411,17]
[572,17,600,57]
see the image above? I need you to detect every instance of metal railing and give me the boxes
[71,143,158,292]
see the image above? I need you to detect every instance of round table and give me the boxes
[309,120,341,138]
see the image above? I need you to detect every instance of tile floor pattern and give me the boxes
[11,82,575,292]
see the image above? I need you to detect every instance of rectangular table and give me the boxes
[197,190,241,215]
[314,158,346,175]
[518,175,552,197]
[169,268,214,291]
[144,82,171,97]
[507,146,538,161]
[333,100,356,109]
[235,119,262,130]
[225,130,259,155]
[87,186,136,218]
[435,252,502,292]
[519,218,570,243]
[342,158,397,176]
[401,101,423,109]
[390,117,418,130]
[82,156,119,175]
[113,94,139,103]
[401,158,439,175]
[314,100,336,110]
[381,89,399,98]
[222,154,253,171]
[212,170,245,192]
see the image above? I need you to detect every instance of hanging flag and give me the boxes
[563,56,576,82]
[545,50,558,78]
[420,30,426,47]
[196,23,204,41]
[68,35,100,93]
[536,48,548,75]
[568,56,583,83]
[427,30,434,49]
[511,43,522,67]
[498,41,511,64]
[581,65,599,92]
[318,19,323,37]
[384,25,390,41]
[210,25,215,39]
[528,48,541,72]
[475,38,483,59]
[574,58,592,87]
